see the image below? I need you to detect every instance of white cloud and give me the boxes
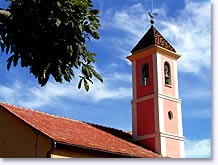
[0,72,132,109]
[107,63,119,69]
[0,86,14,97]
[0,80,24,103]
[105,3,166,38]
[185,139,211,158]
[103,0,211,74]
[112,3,147,37]
[108,72,132,83]
[160,0,211,74]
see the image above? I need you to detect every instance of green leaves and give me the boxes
[0,0,103,91]
[84,79,89,91]
[91,67,103,83]
[78,78,90,92]
[55,18,61,27]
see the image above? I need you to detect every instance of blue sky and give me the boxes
[0,0,211,158]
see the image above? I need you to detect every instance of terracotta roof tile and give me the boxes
[131,25,176,53]
[0,102,161,158]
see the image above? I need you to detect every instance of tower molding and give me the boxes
[131,93,182,104]
[133,132,185,141]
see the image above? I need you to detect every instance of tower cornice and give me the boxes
[127,45,181,62]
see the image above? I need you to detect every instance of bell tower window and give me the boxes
[141,63,149,86]
[164,62,171,85]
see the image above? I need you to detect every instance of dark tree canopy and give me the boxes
[0,0,103,91]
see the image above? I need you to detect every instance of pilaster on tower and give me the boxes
[127,25,185,158]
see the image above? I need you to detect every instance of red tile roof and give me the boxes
[0,102,161,158]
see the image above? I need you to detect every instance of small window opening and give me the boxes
[164,62,171,85]
[142,63,149,86]
[168,111,173,120]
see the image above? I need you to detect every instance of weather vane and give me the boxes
[148,0,158,25]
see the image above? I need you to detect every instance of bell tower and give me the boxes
[127,25,185,158]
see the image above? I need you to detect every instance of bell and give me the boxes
[143,77,147,85]
[165,72,170,78]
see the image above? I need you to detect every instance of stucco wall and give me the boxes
[0,107,52,158]
[51,144,130,158]
[51,148,100,158]
[136,98,155,136]
[165,137,180,158]
[163,99,179,135]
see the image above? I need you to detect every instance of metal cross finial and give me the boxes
[148,0,158,25]
[148,11,158,25]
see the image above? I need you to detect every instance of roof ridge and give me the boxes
[87,122,130,133]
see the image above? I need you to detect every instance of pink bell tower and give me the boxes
[127,25,185,158]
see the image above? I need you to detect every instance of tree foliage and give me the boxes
[0,0,103,91]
